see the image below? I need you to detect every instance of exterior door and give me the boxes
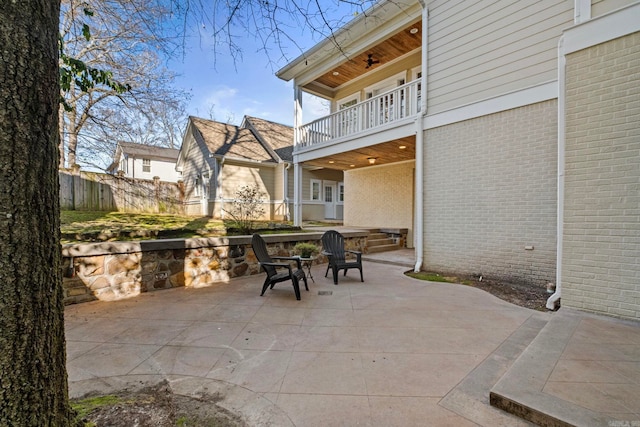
[323,181,336,219]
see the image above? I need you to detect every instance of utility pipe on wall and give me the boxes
[547,35,565,310]
[414,2,428,272]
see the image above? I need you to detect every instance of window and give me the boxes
[338,182,344,203]
[194,177,200,196]
[310,179,321,201]
[142,158,151,173]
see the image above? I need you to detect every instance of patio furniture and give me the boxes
[298,257,315,283]
[321,230,364,285]
[252,234,308,300]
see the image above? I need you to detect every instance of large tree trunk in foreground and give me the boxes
[0,1,75,425]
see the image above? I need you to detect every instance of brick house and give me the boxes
[277,1,640,320]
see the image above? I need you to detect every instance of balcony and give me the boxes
[295,79,422,149]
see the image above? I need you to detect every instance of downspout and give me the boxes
[547,35,565,310]
[414,2,428,272]
[293,83,303,227]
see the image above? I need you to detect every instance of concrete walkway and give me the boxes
[64,257,640,426]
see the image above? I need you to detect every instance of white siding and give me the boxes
[427,0,573,113]
[592,0,636,17]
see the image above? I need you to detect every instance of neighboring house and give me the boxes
[175,116,344,220]
[107,141,180,183]
[277,1,639,321]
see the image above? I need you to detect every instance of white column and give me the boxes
[294,81,303,146]
[293,161,303,226]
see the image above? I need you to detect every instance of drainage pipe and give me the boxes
[547,35,565,310]
[414,2,428,272]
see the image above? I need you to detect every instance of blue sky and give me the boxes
[169,40,300,126]
[168,22,332,127]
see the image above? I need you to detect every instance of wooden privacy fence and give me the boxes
[59,170,184,213]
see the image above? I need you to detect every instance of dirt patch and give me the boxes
[406,271,553,311]
[458,275,551,311]
[73,381,246,427]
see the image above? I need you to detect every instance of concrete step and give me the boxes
[368,232,388,240]
[367,243,400,254]
[368,237,395,247]
[489,309,613,427]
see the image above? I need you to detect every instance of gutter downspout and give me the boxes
[547,35,565,310]
[414,2,428,273]
[293,83,303,227]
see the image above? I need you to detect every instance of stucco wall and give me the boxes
[344,161,414,247]
[561,31,640,320]
[423,100,558,286]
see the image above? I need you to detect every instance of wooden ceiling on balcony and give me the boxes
[314,20,422,89]
[302,136,416,171]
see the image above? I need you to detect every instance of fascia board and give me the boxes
[277,1,421,85]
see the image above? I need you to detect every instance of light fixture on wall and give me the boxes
[367,157,377,165]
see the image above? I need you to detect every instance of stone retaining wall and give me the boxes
[62,232,369,304]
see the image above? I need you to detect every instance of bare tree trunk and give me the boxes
[59,102,67,168]
[0,1,76,425]
[67,96,78,167]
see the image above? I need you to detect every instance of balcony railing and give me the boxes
[296,79,421,148]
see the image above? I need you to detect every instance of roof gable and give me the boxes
[117,141,179,162]
[243,116,294,162]
[189,117,275,163]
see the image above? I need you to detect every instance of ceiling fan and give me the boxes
[364,54,380,69]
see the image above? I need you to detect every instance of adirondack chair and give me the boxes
[321,230,364,285]
[252,234,308,300]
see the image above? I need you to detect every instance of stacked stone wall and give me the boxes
[62,233,368,304]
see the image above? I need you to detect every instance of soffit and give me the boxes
[302,136,415,170]
[313,20,422,90]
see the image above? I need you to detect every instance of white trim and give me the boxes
[574,0,591,24]
[410,65,422,81]
[563,2,640,55]
[364,71,407,97]
[335,93,361,115]
[423,81,558,130]
[310,179,322,201]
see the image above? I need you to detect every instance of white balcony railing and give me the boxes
[296,79,421,148]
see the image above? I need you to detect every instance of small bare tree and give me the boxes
[224,185,266,235]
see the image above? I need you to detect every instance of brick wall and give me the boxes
[345,161,415,247]
[423,100,558,286]
[562,32,640,320]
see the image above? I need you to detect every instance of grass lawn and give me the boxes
[60,211,305,243]
[60,211,226,243]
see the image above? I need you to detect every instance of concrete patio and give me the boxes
[65,254,640,426]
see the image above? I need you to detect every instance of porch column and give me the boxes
[293,161,302,226]
[294,81,303,145]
